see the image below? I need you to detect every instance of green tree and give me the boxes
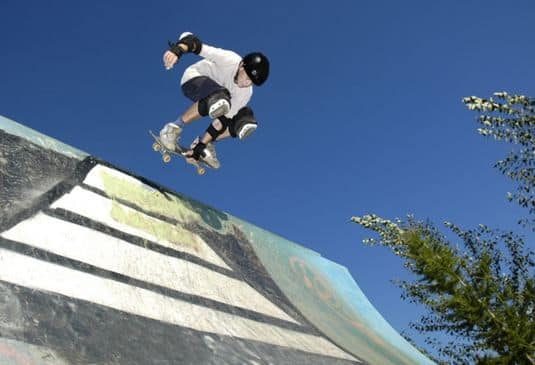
[352,92,535,364]
[465,92,535,230]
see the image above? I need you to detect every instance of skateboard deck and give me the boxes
[149,130,208,175]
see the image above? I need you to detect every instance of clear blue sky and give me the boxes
[2,0,534,356]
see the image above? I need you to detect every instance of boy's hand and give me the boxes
[163,50,179,70]
[182,150,197,164]
[164,43,188,70]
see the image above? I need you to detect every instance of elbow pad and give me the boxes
[178,32,202,54]
[168,32,203,56]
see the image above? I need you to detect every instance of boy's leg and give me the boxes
[159,101,202,150]
[177,89,230,126]
[159,76,229,151]
[202,90,231,119]
[182,76,231,120]
[185,118,231,168]
[180,101,202,124]
[202,118,231,143]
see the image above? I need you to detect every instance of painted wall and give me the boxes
[0,115,433,364]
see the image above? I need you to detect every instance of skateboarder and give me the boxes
[159,32,270,168]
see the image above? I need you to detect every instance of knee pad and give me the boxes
[229,107,257,140]
[198,89,231,117]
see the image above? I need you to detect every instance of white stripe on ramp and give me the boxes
[1,212,297,324]
[0,249,358,362]
[51,186,230,270]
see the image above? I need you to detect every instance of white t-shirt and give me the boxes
[180,35,253,118]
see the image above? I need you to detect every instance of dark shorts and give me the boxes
[181,76,225,102]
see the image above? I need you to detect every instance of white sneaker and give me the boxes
[208,99,230,119]
[204,142,220,169]
[159,122,182,150]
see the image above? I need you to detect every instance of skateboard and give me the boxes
[149,130,208,175]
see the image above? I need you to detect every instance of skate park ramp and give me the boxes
[0,115,434,365]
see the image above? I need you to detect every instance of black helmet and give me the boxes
[242,52,269,86]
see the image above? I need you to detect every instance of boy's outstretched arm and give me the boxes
[163,32,202,70]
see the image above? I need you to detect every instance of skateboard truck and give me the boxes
[150,130,206,175]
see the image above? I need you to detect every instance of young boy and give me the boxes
[159,32,270,168]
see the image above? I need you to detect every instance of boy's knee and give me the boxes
[198,89,231,116]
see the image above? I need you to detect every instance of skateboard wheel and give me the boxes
[153,142,161,152]
[163,154,171,163]
[197,167,206,175]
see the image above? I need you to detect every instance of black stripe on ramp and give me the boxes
[0,281,361,365]
[0,237,312,335]
[44,207,238,281]
[0,156,97,233]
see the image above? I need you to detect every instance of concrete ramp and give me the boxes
[0,115,433,364]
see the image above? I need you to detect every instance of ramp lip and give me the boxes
[0,115,88,159]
